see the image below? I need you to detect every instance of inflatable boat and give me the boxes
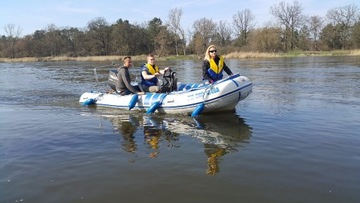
[79,73,252,117]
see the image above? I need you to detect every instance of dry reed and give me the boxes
[223,51,280,59]
[0,55,148,63]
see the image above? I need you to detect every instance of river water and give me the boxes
[1,56,360,203]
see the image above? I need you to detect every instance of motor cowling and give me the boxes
[108,69,118,91]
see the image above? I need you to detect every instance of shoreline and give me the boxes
[1,50,359,63]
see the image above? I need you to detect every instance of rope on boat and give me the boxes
[191,83,214,117]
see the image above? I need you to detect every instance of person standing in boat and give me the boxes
[116,56,144,95]
[202,45,233,83]
[140,54,170,92]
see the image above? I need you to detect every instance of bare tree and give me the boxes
[147,17,163,53]
[232,9,255,47]
[45,24,63,56]
[352,22,360,48]
[111,19,133,55]
[250,26,283,52]
[179,27,187,55]
[215,20,233,46]
[87,17,111,55]
[155,26,173,56]
[270,1,306,51]
[192,18,217,54]
[167,8,186,55]
[298,23,311,50]
[4,24,22,58]
[326,4,359,49]
[309,16,323,50]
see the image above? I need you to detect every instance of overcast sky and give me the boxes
[1,0,359,36]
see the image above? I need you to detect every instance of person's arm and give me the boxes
[141,70,160,80]
[141,65,160,80]
[121,68,139,93]
[223,62,233,76]
[142,70,159,80]
[202,60,212,81]
[159,67,170,75]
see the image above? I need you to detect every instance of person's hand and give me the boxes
[154,72,161,77]
[164,67,170,71]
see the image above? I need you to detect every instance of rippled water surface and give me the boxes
[1,57,360,203]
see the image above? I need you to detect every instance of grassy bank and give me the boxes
[1,49,359,63]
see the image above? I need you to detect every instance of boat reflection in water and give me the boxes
[92,108,252,175]
[113,114,181,158]
[185,114,252,175]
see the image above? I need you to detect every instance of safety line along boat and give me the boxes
[79,73,252,116]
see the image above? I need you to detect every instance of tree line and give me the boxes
[1,1,360,59]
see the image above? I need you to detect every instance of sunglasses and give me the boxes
[209,50,217,53]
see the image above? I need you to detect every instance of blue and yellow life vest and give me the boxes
[141,63,159,86]
[207,56,224,81]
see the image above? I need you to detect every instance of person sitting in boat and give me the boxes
[140,54,170,92]
[202,45,233,84]
[116,56,144,95]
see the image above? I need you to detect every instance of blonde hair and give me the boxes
[204,45,217,61]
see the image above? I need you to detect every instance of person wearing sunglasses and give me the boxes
[202,45,233,83]
[140,54,170,92]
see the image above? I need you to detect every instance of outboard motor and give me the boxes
[108,69,118,91]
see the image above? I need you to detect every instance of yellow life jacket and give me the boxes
[209,55,224,74]
[146,63,159,75]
